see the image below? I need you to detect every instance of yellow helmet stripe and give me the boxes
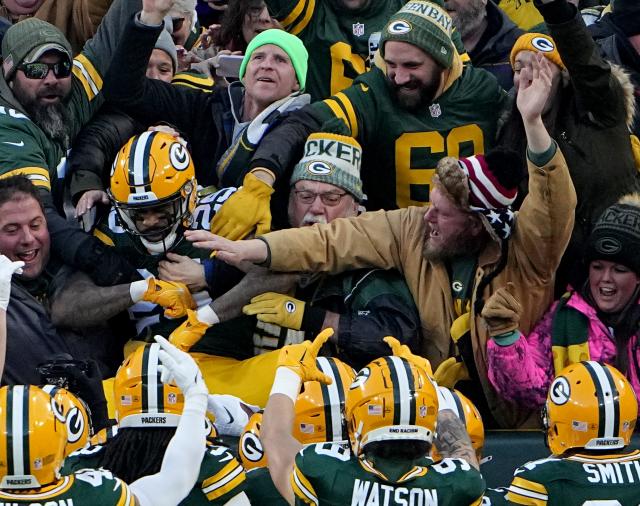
[583,361,620,438]
[385,357,416,425]
[7,385,29,476]
[317,358,345,442]
[141,344,164,414]
[129,131,156,195]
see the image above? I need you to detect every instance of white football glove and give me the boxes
[155,335,207,398]
[207,394,260,436]
[0,255,24,311]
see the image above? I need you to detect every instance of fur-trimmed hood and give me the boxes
[611,62,636,129]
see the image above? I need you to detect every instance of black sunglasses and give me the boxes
[18,60,72,80]
[171,17,186,32]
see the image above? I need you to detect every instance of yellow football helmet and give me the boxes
[108,131,197,252]
[114,343,185,428]
[293,357,356,445]
[41,385,90,456]
[544,361,638,456]
[432,387,484,461]
[346,356,438,457]
[0,385,67,489]
[238,411,266,470]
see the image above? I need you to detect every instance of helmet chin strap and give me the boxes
[140,228,178,255]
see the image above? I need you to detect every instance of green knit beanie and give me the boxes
[239,29,308,91]
[381,0,454,69]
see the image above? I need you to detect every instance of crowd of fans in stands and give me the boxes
[0,0,637,503]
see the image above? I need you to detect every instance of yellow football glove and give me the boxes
[433,357,470,389]
[243,292,305,330]
[143,278,196,318]
[209,172,274,240]
[383,336,433,376]
[277,328,334,384]
[169,309,211,351]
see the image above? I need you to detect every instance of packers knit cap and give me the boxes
[510,33,565,71]
[2,18,72,80]
[239,29,308,91]
[381,0,455,69]
[291,120,364,201]
[586,194,640,275]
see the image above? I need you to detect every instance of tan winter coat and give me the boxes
[1,0,115,55]
[262,148,576,428]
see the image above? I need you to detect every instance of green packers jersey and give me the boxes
[0,469,135,505]
[245,467,289,505]
[506,450,640,505]
[0,45,108,211]
[313,65,505,210]
[94,188,254,359]
[292,443,485,505]
[481,487,509,505]
[62,441,246,505]
[265,0,404,101]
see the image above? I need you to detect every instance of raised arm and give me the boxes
[129,335,208,506]
[261,330,333,506]
[0,256,24,382]
[535,0,626,126]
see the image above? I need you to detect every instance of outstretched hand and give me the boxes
[516,53,553,123]
[141,0,175,25]
[155,335,207,397]
[277,328,334,384]
[184,230,268,267]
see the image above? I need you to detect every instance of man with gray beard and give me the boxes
[0,2,142,288]
[171,124,422,372]
[445,0,523,89]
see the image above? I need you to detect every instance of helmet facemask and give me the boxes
[111,179,196,254]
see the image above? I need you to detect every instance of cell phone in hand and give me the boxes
[217,54,244,79]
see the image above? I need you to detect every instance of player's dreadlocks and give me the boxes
[98,428,175,483]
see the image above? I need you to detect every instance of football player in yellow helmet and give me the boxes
[0,336,210,505]
[62,342,249,505]
[108,131,198,254]
[432,386,484,462]
[239,356,355,470]
[41,384,91,456]
[505,361,640,505]
[259,331,485,505]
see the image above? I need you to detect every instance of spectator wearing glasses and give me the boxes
[0,4,145,289]
[169,122,422,371]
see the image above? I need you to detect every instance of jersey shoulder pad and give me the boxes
[61,444,107,475]
[199,444,246,502]
[73,468,136,506]
[191,187,237,231]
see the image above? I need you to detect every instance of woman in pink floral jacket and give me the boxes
[484,194,640,408]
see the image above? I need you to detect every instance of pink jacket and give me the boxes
[487,291,640,407]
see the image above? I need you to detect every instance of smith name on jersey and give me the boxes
[506,450,640,505]
[292,443,485,505]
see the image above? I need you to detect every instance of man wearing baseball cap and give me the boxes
[0,1,143,287]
